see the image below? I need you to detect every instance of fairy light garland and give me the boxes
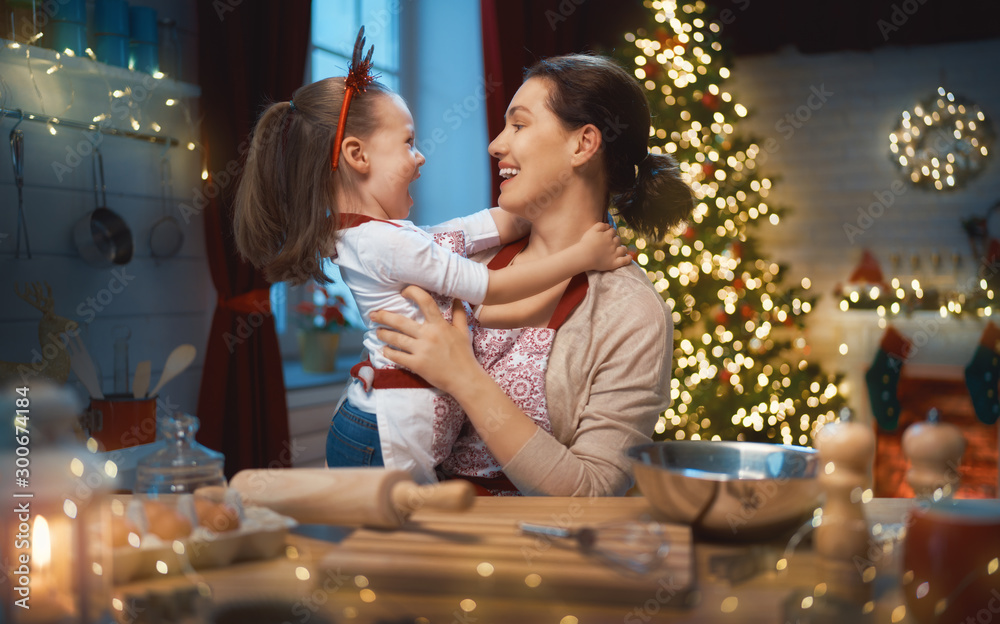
[889,87,994,191]
[838,276,995,319]
[2,37,201,153]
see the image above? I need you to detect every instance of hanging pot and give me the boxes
[149,152,183,259]
[74,148,134,266]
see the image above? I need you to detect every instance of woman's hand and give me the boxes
[376,287,543,466]
[372,286,479,394]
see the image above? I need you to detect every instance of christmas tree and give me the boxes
[613,0,847,445]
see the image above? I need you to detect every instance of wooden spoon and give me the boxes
[132,360,151,398]
[148,344,196,398]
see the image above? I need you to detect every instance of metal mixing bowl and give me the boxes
[628,440,821,540]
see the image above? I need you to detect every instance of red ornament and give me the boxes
[655,27,671,46]
[683,226,696,240]
[732,278,744,291]
[702,92,718,110]
[731,241,743,259]
[701,164,714,179]
[713,310,728,325]
[741,304,754,319]
[628,249,640,262]
[720,370,732,383]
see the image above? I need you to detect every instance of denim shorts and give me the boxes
[326,400,384,468]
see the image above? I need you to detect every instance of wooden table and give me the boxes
[112,497,918,623]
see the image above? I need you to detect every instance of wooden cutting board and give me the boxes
[319,496,693,604]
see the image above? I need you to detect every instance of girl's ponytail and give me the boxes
[233,78,391,285]
[234,100,318,284]
[612,152,693,241]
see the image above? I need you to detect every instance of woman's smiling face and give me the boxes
[488,77,578,219]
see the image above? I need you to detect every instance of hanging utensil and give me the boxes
[74,147,134,266]
[518,520,671,574]
[66,334,104,399]
[112,325,131,396]
[147,344,196,398]
[9,112,32,259]
[132,360,151,399]
[149,149,184,259]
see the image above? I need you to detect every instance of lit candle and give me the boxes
[32,516,51,598]
[22,514,74,623]
[23,515,68,623]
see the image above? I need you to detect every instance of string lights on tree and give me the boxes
[613,0,846,446]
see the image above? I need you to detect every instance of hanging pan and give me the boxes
[74,147,134,266]
[149,150,183,259]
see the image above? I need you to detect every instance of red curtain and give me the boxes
[195,2,311,477]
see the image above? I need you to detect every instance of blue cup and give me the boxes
[47,20,86,55]
[129,41,158,74]
[94,0,129,36]
[50,0,87,24]
[128,6,158,44]
[95,34,128,67]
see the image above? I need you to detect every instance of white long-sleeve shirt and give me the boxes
[334,208,501,414]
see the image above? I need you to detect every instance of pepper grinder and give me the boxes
[814,407,876,605]
[902,408,965,500]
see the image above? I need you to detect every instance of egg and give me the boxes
[110,513,140,548]
[194,497,241,533]
[143,499,193,540]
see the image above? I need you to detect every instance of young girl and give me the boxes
[233,30,630,483]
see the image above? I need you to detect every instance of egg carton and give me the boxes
[112,494,298,584]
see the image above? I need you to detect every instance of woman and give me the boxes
[371,54,694,496]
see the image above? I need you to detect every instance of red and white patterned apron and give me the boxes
[343,214,473,483]
[439,238,589,495]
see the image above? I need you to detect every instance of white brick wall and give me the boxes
[0,0,208,417]
[726,38,1000,417]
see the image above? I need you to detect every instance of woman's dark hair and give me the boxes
[233,77,393,285]
[524,54,693,240]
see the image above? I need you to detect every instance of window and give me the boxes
[272,0,403,355]
[311,0,401,91]
[274,0,490,371]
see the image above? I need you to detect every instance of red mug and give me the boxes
[902,499,1000,624]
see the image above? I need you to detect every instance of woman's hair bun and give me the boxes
[613,152,693,240]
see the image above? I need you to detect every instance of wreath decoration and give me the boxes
[889,87,994,191]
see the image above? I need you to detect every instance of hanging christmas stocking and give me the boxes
[964,321,1000,425]
[865,325,913,431]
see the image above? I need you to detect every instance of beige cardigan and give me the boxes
[472,252,674,497]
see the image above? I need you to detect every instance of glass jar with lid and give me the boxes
[134,412,226,495]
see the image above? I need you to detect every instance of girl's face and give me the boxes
[365,95,425,219]
[487,78,577,219]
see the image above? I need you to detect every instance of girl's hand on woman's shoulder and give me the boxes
[372,286,479,394]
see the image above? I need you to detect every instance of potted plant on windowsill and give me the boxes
[295,282,353,373]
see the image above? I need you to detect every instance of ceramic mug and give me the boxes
[902,498,1000,624]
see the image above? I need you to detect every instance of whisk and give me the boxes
[518,520,671,574]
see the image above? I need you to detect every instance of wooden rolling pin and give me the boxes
[226,468,475,528]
